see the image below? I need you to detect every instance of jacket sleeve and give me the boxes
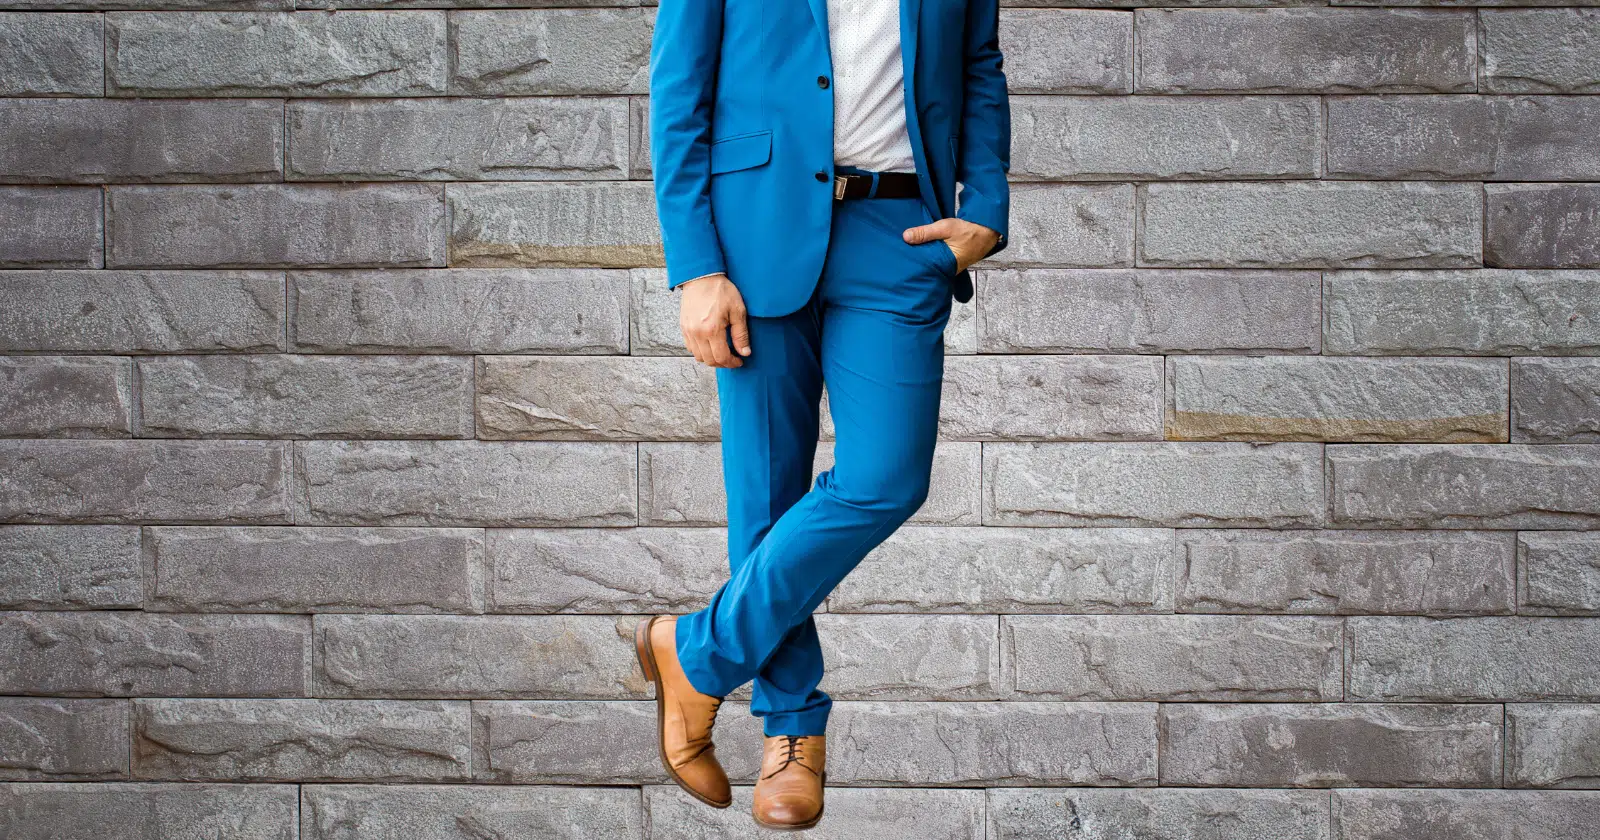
[954,0,1011,260]
[649,0,728,289]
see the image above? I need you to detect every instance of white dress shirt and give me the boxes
[826,0,917,173]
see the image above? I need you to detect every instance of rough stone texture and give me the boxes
[987,788,1331,840]
[1004,615,1343,701]
[0,525,142,610]
[1332,790,1600,840]
[1514,358,1600,442]
[0,186,102,268]
[1160,703,1503,787]
[0,356,132,438]
[449,181,662,268]
[0,13,101,96]
[1324,270,1600,355]
[477,355,719,440]
[448,8,652,96]
[486,526,727,614]
[1166,355,1509,442]
[0,783,297,840]
[1327,96,1600,181]
[134,699,470,781]
[0,698,128,780]
[144,526,483,614]
[814,614,1002,701]
[302,785,644,840]
[938,355,1161,440]
[290,268,629,354]
[1481,10,1600,94]
[985,183,1133,267]
[1506,704,1600,789]
[1347,617,1600,701]
[997,10,1130,95]
[1328,444,1600,528]
[1486,184,1600,268]
[1177,530,1516,615]
[648,785,985,839]
[1519,532,1600,615]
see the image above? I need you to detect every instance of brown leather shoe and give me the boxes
[752,734,826,830]
[634,615,732,808]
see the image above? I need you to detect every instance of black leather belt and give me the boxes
[833,171,920,200]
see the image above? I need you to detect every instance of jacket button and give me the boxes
[817,75,829,89]
[815,171,828,182]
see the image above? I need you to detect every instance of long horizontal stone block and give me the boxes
[448,181,661,268]
[1005,615,1343,701]
[0,698,128,780]
[477,356,719,440]
[0,611,307,697]
[1507,704,1600,789]
[290,269,629,354]
[294,440,636,526]
[648,785,985,840]
[107,11,447,96]
[134,699,470,781]
[985,184,1133,268]
[1166,355,1509,442]
[1136,9,1475,93]
[998,9,1130,94]
[302,784,644,840]
[486,526,727,614]
[1332,789,1600,840]
[1487,184,1600,268]
[1514,358,1600,442]
[1010,95,1320,180]
[1177,529,1516,615]
[1324,270,1600,355]
[0,13,101,96]
[138,355,473,439]
[449,8,653,95]
[938,355,1162,440]
[0,440,290,524]
[984,442,1324,527]
[0,270,285,354]
[0,186,102,268]
[0,783,297,840]
[1481,9,1600,94]
[145,526,483,614]
[1347,617,1600,700]
[287,97,628,181]
[1140,181,1481,268]
[1161,703,1503,787]
[1519,532,1600,616]
[1328,444,1600,528]
[0,356,132,438]
[815,614,1002,701]
[988,788,1331,840]
[827,526,1174,614]
[0,525,141,610]
[976,268,1321,354]
[108,184,446,269]
[1329,96,1600,180]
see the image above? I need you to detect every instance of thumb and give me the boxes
[903,220,952,245]
[728,308,752,356]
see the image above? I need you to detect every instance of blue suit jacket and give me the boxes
[649,0,1011,317]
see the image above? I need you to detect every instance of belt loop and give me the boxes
[868,170,880,199]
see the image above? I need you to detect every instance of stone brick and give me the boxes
[0,611,307,697]
[0,13,101,96]
[1487,184,1600,268]
[313,614,645,699]
[1482,10,1600,94]
[938,355,1162,441]
[144,526,483,614]
[290,268,629,354]
[629,95,651,179]
[0,783,296,840]
[107,11,446,96]
[1514,358,1600,443]
[639,441,981,526]
[828,526,1174,614]
[988,788,1331,840]
[986,184,1133,268]
[108,184,445,269]
[0,440,290,524]
[448,181,661,268]
[1178,530,1516,615]
[647,785,985,840]
[138,355,473,439]
[1328,96,1600,181]
[0,698,128,780]
[1348,617,1600,701]
[0,525,142,610]
[486,526,728,613]
[984,442,1323,527]
[1136,9,1475,93]
[295,440,635,526]
[302,784,644,840]
[1161,703,1502,787]
[477,356,719,440]
[998,10,1130,94]
[1520,532,1600,616]
[287,97,628,181]
[1166,356,1509,442]
[0,356,132,438]
[976,268,1321,354]
[1507,704,1600,789]
[0,186,102,268]
[1005,615,1343,701]
[134,699,470,781]
[449,8,652,95]
[0,270,285,354]
[815,615,1001,701]
[1140,181,1481,268]
[1010,96,1319,180]
[1332,790,1600,840]
[0,99,281,183]
[1324,270,1600,356]
[1328,444,1600,528]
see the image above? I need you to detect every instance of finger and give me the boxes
[903,219,956,244]
[707,325,740,368]
[685,332,712,367]
[728,308,752,357]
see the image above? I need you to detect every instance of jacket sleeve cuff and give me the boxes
[665,254,728,290]
[672,270,726,291]
[955,191,1010,259]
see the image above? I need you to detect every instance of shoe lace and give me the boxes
[763,735,819,779]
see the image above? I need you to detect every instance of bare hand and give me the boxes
[901,217,1001,274]
[678,273,751,368]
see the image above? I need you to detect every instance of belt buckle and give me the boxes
[833,174,849,200]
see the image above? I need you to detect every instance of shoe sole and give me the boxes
[753,803,825,831]
[635,615,733,809]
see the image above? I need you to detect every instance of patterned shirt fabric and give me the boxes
[825,0,918,173]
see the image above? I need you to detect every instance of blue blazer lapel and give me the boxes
[807,0,828,37]
[900,0,921,84]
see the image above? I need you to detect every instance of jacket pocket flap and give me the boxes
[710,130,773,175]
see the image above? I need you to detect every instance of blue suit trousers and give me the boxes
[674,182,956,737]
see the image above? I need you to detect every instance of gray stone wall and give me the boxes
[2,0,1599,836]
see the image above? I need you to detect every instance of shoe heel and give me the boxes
[634,617,659,683]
